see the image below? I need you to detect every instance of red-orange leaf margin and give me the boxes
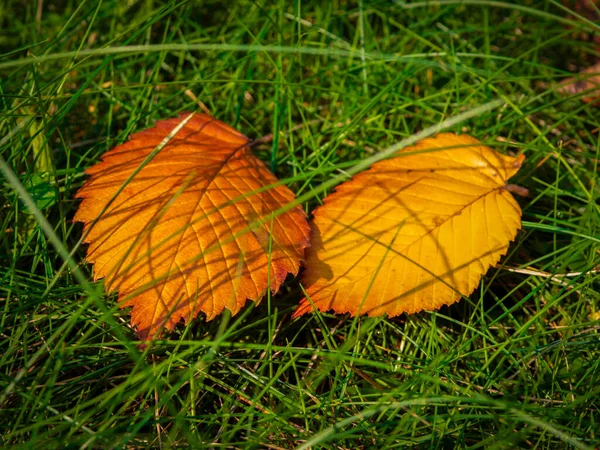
[74,113,310,340]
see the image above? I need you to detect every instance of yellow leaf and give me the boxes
[75,113,310,340]
[295,133,525,318]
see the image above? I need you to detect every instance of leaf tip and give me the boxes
[514,153,526,168]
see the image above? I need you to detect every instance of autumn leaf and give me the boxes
[294,133,525,318]
[557,63,600,104]
[75,113,310,340]
[555,1,600,104]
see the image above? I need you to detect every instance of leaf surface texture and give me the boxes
[75,113,310,339]
[295,133,524,318]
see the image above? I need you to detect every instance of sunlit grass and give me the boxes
[1,1,599,448]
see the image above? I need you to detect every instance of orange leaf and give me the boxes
[295,133,524,318]
[75,113,310,340]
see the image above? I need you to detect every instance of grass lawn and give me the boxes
[1,1,599,448]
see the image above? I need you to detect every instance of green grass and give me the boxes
[1,0,599,448]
